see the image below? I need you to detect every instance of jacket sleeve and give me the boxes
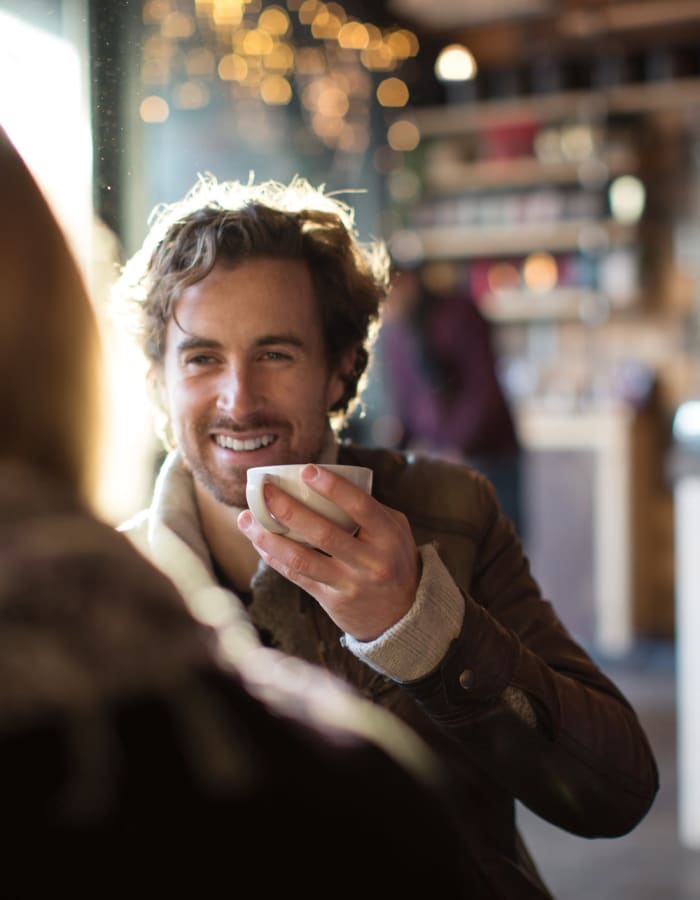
[400,480,659,839]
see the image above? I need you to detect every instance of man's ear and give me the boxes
[326,347,359,412]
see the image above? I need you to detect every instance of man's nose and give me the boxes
[216,366,259,414]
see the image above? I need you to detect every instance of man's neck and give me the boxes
[194,482,261,595]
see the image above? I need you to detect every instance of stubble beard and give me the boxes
[179,419,257,508]
[182,415,330,509]
[191,457,248,507]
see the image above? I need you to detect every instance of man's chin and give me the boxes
[193,464,247,508]
[211,479,247,508]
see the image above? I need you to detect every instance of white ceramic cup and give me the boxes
[245,463,373,544]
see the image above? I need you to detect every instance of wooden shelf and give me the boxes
[411,218,635,258]
[403,77,700,138]
[479,288,603,322]
[424,147,637,193]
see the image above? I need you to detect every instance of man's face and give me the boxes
[160,257,348,507]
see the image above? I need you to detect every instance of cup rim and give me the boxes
[247,463,372,476]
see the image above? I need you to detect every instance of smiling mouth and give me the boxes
[213,433,276,452]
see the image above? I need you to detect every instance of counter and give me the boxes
[517,405,635,657]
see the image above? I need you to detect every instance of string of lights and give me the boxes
[139,0,419,155]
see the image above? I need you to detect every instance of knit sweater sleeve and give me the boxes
[341,543,463,681]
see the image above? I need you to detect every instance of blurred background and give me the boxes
[1,0,699,895]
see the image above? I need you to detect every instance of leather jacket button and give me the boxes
[458,669,475,691]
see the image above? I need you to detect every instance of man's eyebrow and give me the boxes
[176,335,221,353]
[255,333,305,348]
[175,333,307,353]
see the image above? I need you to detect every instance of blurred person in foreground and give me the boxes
[115,173,658,900]
[0,126,481,893]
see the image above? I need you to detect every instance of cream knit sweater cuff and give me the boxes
[342,543,465,683]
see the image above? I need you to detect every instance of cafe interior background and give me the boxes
[1,0,699,894]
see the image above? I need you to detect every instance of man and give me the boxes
[116,173,658,899]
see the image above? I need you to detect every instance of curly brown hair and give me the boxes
[113,174,390,429]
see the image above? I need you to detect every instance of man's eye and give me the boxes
[186,353,216,366]
[262,350,291,361]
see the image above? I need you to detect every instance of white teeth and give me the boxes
[214,434,275,451]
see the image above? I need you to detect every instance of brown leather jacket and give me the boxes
[246,443,659,899]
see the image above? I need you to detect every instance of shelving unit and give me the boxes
[423,147,638,193]
[479,287,607,322]
[389,81,656,321]
[401,77,700,137]
[383,71,698,651]
[414,219,635,259]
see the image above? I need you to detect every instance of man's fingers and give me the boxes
[300,465,374,529]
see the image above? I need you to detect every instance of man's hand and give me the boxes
[237,464,420,641]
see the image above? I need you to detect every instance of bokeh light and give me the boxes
[173,79,210,108]
[140,94,171,122]
[523,252,559,292]
[141,0,418,154]
[260,73,293,104]
[387,119,420,151]
[377,77,409,107]
[609,175,646,224]
[434,44,477,82]
[488,261,521,293]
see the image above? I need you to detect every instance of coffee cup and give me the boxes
[245,464,373,544]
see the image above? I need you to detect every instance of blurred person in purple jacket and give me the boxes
[381,264,523,534]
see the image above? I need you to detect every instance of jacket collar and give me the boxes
[139,427,342,657]
[148,450,212,571]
